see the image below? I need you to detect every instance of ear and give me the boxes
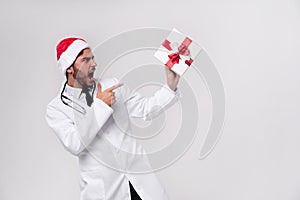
[66,66,74,75]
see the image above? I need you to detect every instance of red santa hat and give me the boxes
[56,37,89,75]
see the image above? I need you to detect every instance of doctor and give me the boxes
[46,37,181,200]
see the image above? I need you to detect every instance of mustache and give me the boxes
[88,67,96,73]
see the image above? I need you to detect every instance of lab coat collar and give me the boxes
[64,83,84,99]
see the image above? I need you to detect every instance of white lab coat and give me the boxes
[45,77,181,200]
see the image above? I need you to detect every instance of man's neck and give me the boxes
[67,79,83,89]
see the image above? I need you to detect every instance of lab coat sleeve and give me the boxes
[45,97,113,156]
[118,78,182,121]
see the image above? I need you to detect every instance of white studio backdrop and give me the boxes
[0,0,300,199]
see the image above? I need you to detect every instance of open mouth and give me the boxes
[88,71,94,79]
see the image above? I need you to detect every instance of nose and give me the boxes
[91,59,97,68]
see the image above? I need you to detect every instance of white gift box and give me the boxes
[154,28,202,76]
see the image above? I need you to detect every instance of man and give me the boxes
[46,37,181,200]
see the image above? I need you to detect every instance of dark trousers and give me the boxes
[129,181,142,200]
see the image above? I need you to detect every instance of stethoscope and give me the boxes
[60,80,96,115]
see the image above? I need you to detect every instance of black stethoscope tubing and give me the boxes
[60,80,96,115]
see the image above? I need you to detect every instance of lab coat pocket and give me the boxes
[80,170,106,200]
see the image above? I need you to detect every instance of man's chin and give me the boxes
[86,78,95,87]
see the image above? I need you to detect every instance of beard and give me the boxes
[73,67,94,88]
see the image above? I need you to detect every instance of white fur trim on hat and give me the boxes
[57,39,89,75]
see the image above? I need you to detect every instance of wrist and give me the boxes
[167,84,177,91]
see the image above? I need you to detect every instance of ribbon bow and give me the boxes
[162,37,193,68]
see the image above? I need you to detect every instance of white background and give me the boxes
[0,0,299,199]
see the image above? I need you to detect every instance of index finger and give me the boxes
[105,83,124,92]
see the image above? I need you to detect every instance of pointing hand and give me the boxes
[96,82,124,106]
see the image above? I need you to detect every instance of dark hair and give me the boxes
[65,48,87,80]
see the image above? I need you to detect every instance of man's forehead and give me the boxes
[80,48,94,58]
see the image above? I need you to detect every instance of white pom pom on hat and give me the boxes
[56,37,89,75]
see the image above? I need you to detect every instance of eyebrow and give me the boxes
[82,55,94,61]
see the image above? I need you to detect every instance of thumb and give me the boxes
[97,82,102,94]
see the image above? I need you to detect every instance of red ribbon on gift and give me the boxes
[162,37,193,68]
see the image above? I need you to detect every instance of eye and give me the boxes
[84,57,91,63]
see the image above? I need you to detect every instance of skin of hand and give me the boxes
[96,82,124,107]
[165,66,180,91]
